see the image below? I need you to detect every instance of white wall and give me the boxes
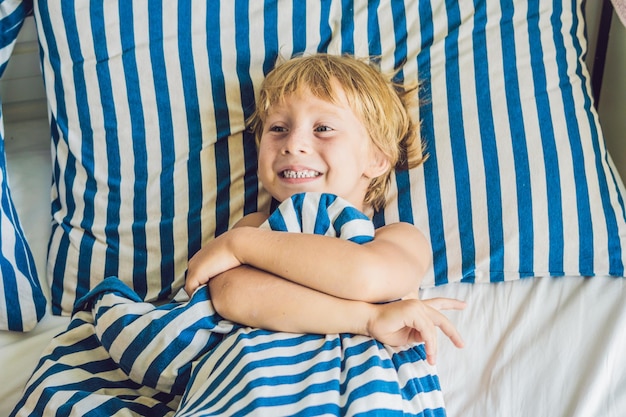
[599,13,626,183]
[586,3,626,183]
[0,17,47,122]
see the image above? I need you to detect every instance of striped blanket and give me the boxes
[12,193,445,416]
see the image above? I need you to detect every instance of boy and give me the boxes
[185,54,465,363]
[77,54,465,415]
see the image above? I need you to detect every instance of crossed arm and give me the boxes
[184,213,465,364]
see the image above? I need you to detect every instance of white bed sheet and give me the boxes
[1,118,625,416]
[0,314,69,416]
[423,275,626,417]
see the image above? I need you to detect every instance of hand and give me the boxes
[184,230,243,296]
[366,297,466,365]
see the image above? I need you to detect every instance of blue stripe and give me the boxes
[292,2,306,55]
[472,0,504,280]
[143,328,225,395]
[267,208,288,232]
[499,0,534,277]
[390,1,414,224]
[177,2,204,262]
[553,1,592,275]
[372,0,410,228]
[182,333,340,413]
[568,3,625,275]
[317,0,332,53]
[367,0,381,57]
[24,339,177,417]
[0,3,29,78]
[0,227,23,330]
[0,3,26,63]
[44,1,88,308]
[233,376,341,415]
[149,3,176,293]
[314,196,333,235]
[242,130,260,216]
[65,396,170,417]
[67,1,97,286]
[528,0,564,274]
[291,192,304,230]
[396,170,414,224]
[263,2,278,75]
[207,5,232,238]
[391,0,408,72]
[234,0,260,216]
[214,142,231,238]
[36,10,67,314]
[118,2,149,289]
[0,120,41,305]
[90,2,122,281]
[2,186,46,329]
[415,1,449,285]
[372,209,385,228]
[349,235,375,244]
[334,207,370,234]
[87,281,229,394]
[340,0,354,54]
[445,1,476,283]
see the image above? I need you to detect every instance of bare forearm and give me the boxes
[208,265,375,335]
[228,224,429,302]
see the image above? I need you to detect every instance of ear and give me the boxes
[364,148,391,179]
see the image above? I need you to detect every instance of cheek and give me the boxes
[256,148,274,179]
[257,143,270,165]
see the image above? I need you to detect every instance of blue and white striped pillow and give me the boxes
[0,0,46,331]
[36,0,626,314]
[376,0,626,286]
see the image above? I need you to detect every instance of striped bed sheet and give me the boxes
[10,193,445,416]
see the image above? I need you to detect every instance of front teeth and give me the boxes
[282,170,320,179]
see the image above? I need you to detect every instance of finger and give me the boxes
[184,272,200,296]
[425,342,436,365]
[407,315,438,365]
[184,281,197,296]
[428,308,465,348]
[421,327,438,365]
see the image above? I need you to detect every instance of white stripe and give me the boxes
[278,198,301,232]
[276,0,294,59]
[301,193,322,234]
[304,1,323,55]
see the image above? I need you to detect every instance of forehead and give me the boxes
[264,84,359,123]
[266,79,352,112]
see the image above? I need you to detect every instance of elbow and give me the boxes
[208,273,234,317]
[355,257,430,303]
[347,263,402,303]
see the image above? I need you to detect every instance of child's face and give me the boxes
[257,83,387,210]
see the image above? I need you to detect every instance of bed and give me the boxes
[1,0,625,416]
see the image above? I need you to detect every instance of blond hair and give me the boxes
[248,54,426,211]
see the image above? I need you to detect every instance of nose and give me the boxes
[281,129,310,155]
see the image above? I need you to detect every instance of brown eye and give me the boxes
[314,125,333,132]
[269,125,287,133]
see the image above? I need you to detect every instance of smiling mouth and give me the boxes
[280,169,321,179]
